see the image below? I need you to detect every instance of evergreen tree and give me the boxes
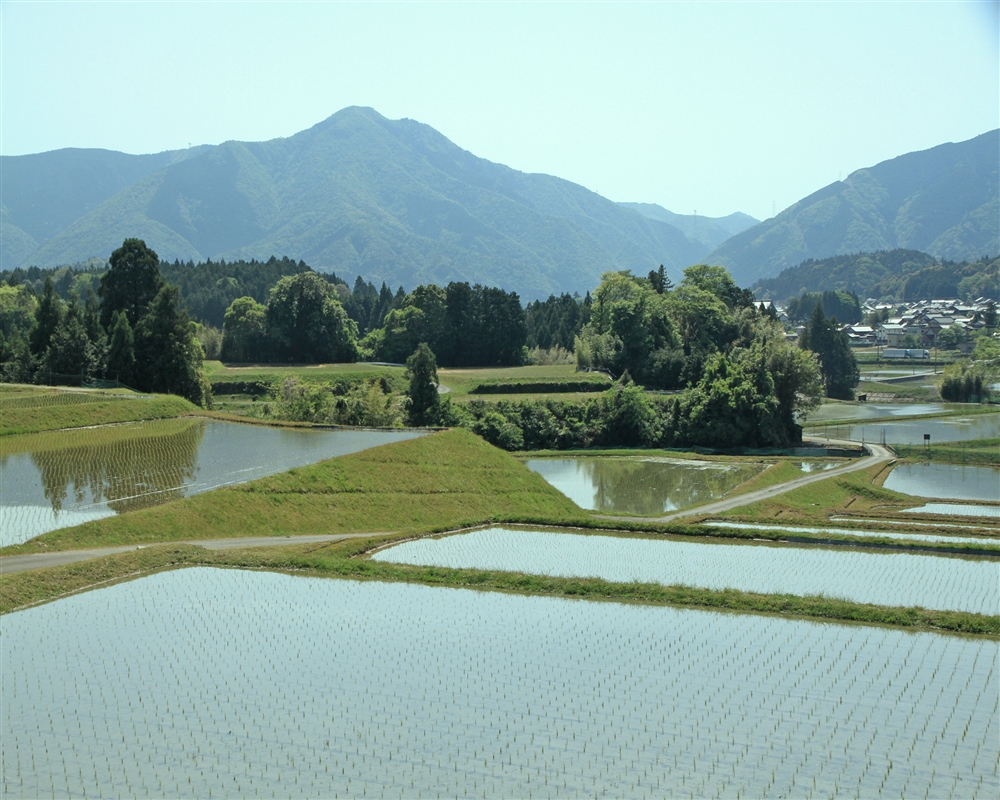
[266,273,359,363]
[99,238,164,329]
[405,343,440,426]
[801,303,859,400]
[30,276,63,358]
[106,311,136,387]
[134,285,210,406]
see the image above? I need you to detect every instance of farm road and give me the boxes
[593,441,896,524]
[0,534,378,575]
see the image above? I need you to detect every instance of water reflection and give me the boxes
[884,463,1000,502]
[32,419,203,514]
[526,457,763,515]
[1,420,425,546]
[807,413,1000,445]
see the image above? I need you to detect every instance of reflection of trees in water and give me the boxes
[31,420,205,514]
[588,459,761,515]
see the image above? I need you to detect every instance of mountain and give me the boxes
[1,145,210,269]
[705,130,1000,286]
[618,203,758,249]
[3,108,709,298]
[752,249,939,302]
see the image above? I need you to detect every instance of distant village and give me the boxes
[758,297,998,355]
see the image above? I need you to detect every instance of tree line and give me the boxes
[1,239,209,405]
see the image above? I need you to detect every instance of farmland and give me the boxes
[1,389,999,798]
[2,570,996,799]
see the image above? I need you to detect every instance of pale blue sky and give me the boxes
[2,1,997,220]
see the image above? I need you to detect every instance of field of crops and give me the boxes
[2,569,996,799]
[372,527,999,614]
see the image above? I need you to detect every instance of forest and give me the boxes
[2,241,852,447]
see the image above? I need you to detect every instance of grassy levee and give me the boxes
[709,462,916,525]
[0,545,204,613]
[0,391,196,435]
[2,428,586,553]
[893,438,1000,465]
[203,361,408,391]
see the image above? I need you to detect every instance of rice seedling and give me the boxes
[372,527,1000,615]
[2,568,995,799]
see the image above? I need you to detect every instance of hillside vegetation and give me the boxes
[755,250,998,303]
[709,130,999,285]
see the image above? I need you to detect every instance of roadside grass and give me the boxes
[1,428,586,553]
[893,438,1000,466]
[0,544,203,613]
[0,391,196,435]
[708,462,913,525]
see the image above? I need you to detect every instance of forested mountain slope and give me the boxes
[706,130,999,286]
[6,108,708,298]
[1,145,209,269]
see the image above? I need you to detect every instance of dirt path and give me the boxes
[593,441,895,524]
[0,534,380,576]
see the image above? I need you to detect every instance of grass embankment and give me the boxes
[711,462,913,525]
[2,428,585,553]
[893,438,1000,466]
[0,388,196,435]
[437,364,610,399]
[853,381,934,400]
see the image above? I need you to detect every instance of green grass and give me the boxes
[893,438,1000,465]
[437,364,608,398]
[853,381,934,400]
[803,406,997,429]
[0,389,196,435]
[1,428,585,553]
[203,360,408,389]
[709,462,912,525]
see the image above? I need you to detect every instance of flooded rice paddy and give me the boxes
[805,412,1000,445]
[902,503,1000,519]
[801,402,952,422]
[0,420,424,546]
[884,463,1000,502]
[703,521,1000,547]
[372,527,998,614]
[2,569,996,800]
[524,457,764,515]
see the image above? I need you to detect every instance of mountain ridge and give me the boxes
[6,107,708,298]
[705,130,999,286]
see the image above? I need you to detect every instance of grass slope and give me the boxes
[0,389,196,435]
[5,428,584,552]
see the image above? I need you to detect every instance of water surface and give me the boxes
[801,402,950,422]
[2,569,995,799]
[806,413,1000,445]
[372,527,997,614]
[884,463,1000,502]
[0,420,424,546]
[902,503,1000,519]
[525,457,763,515]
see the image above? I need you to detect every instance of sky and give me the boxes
[1,1,997,221]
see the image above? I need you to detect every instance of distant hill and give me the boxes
[754,249,998,303]
[753,250,939,302]
[617,203,757,249]
[3,108,708,298]
[706,130,999,286]
[1,145,209,269]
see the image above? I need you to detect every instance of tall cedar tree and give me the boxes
[134,285,209,405]
[99,239,165,329]
[30,276,62,357]
[801,303,859,400]
[406,343,439,426]
[106,311,136,387]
